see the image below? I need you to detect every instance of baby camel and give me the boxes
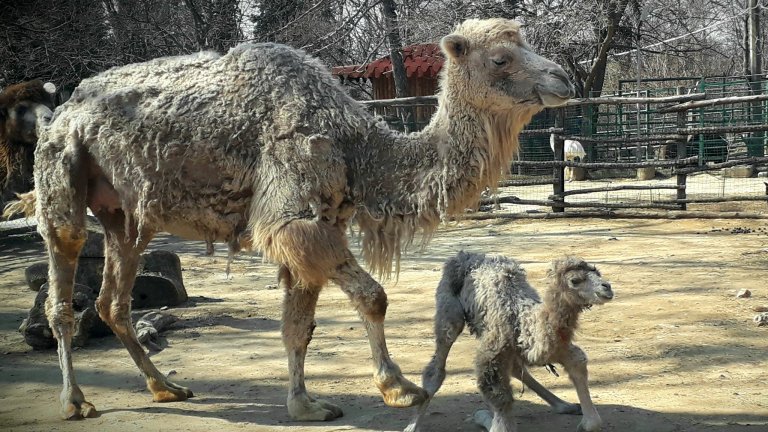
[405,252,613,432]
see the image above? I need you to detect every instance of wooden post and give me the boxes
[552,108,566,213]
[676,86,688,210]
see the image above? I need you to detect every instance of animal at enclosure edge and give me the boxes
[550,135,586,182]
[5,18,575,423]
[405,252,613,432]
[0,80,56,208]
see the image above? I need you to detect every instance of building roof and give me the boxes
[332,43,444,80]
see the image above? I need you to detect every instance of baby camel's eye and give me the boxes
[492,58,507,67]
[569,277,584,286]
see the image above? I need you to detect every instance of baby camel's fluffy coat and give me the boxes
[405,251,612,432]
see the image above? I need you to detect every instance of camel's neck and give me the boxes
[541,287,582,346]
[348,92,537,276]
[352,98,531,221]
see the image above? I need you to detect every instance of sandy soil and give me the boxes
[1,217,767,432]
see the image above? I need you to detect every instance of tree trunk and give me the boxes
[381,0,414,131]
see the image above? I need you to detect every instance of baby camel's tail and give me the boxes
[2,190,37,219]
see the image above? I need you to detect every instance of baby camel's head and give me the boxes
[547,257,613,307]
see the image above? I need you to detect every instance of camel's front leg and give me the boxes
[44,226,97,419]
[561,345,602,432]
[280,266,343,421]
[331,253,427,408]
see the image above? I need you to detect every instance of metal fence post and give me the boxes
[552,108,566,213]
[676,86,688,210]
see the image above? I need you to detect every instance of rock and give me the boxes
[758,171,768,178]
[755,312,768,327]
[21,283,110,350]
[736,289,752,298]
[753,305,768,312]
[132,250,188,309]
[24,262,48,291]
[636,167,656,180]
[723,165,754,178]
[79,230,105,258]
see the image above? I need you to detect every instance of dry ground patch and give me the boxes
[1,217,767,431]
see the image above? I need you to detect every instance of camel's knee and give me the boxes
[331,258,388,320]
[95,297,131,333]
[48,226,86,263]
[421,359,447,396]
[476,354,514,410]
[44,298,75,338]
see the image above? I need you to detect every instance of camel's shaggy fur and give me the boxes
[21,18,574,422]
[405,252,613,432]
[0,80,55,203]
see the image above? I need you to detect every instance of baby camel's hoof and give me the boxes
[287,394,343,421]
[149,379,194,402]
[62,400,97,420]
[375,374,427,408]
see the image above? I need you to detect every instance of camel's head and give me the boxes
[0,80,56,146]
[548,257,613,307]
[440,18,575,111]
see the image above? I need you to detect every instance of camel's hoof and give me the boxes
[149,379,193,402]
[62,400,98,420]
[576,417,602,432]
[554,402,582,415]
[375,373,428,408]
[287,394,343,421]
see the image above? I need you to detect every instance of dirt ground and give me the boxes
[1,216,767,432]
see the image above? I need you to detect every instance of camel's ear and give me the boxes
[441,34,470,61]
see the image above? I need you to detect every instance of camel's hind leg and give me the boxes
[404,290,465,432]
[474,346,517,432]
[511,365,581,415]
[94,211,192,402]
[35,142,95,419]
[280,265,343,421]
[331,252,427,409]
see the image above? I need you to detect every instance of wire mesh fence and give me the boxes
[365,75,768,216]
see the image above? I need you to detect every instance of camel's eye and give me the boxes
[569,277,584,286]
[492,58,507,67]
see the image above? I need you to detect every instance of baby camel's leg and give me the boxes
[280,265,343,421]
[474,347,517,432]
[511,365,581,415]
[95,211,192,402]
[404,291,465,432]
[331,252,427,408]
[560,345,602,432]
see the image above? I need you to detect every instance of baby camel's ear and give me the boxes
[441,34,470,61]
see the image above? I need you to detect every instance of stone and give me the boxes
[755,312,768,327]
[20,282,110,350]
[723,165,754,178]
[636,167,656,180]
[736,289,752,298]
[132,250,188,309]
[24,262,48,291]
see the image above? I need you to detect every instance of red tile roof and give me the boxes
[332,43,444,79]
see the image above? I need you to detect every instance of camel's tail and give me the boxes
[3,190,37,219]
